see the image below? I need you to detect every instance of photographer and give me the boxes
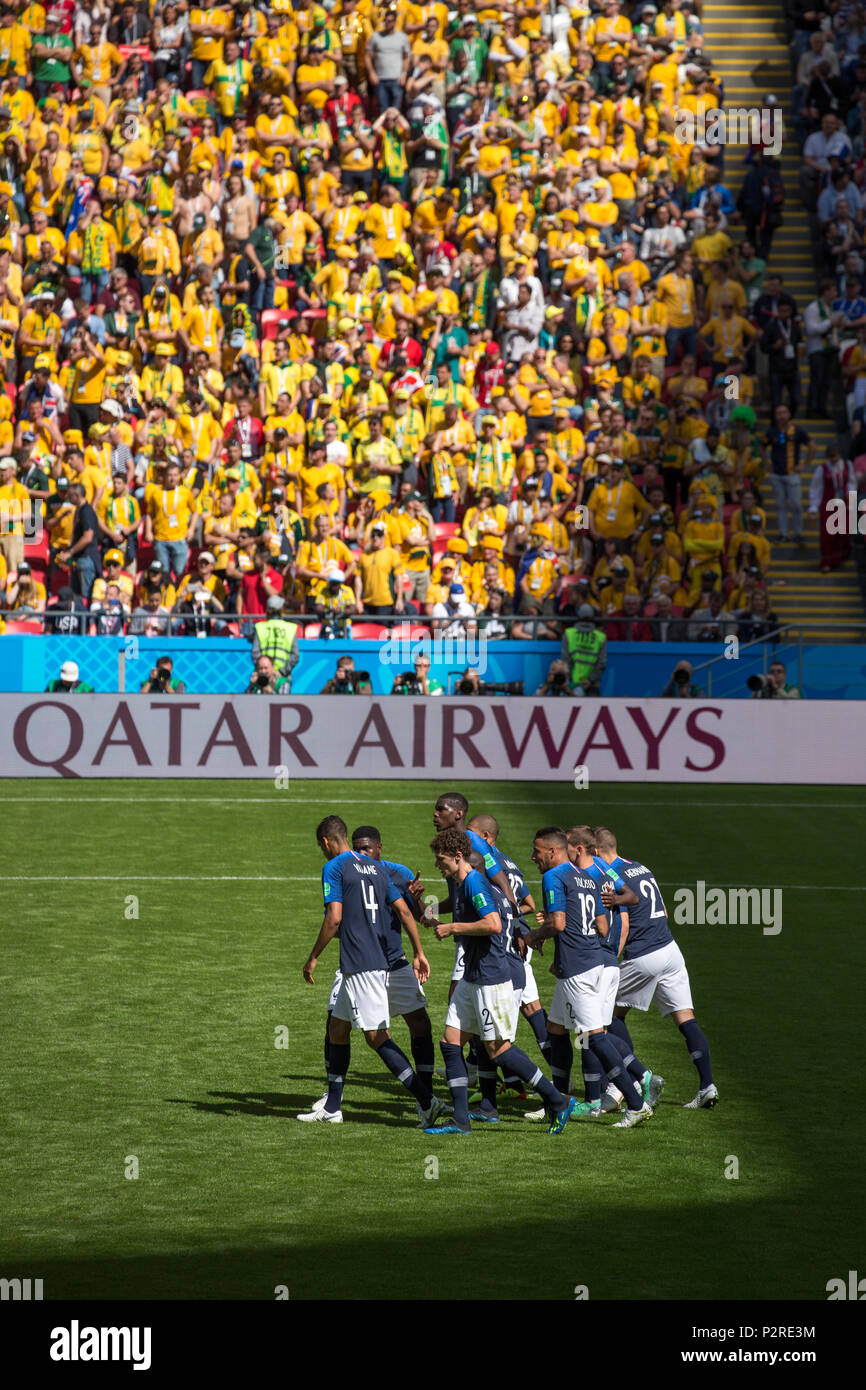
[45,660,94,693]
[391,653,443,696]
[319,655,372,695]
[454,666,524,697]
[661,660,704,698]
[139,655,186,694]
[536,659,575,697]
[244,655,290,695]
[313,570,360,640]
[748,661,801,699]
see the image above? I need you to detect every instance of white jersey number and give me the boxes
[639,878,665,919]
[361,880,379,924]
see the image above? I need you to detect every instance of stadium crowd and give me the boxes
[0,0,861,686]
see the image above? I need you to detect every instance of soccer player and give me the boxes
[298,815,444,1126]
[424,827,575,1136]
[467,813,551,1070]
[526,827,653,1130]
[465,851,528,1124]
[594,826,719,1109]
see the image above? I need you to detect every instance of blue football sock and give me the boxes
[466,1037,481,1069]
[679,1019,713,1088]
[581,1048,602,1103]
[527,1008,551,1062]
[440,1041,471,1129]
[607,1015,634,1051]
[325,1042,349,1114]
[410,1032,435,1100]
[324,1012,333,1075]
[589,1033,643,1111]
[494,1044,567,1111]
[478,1065,498,1112]
[606,1031,647,1085]
[548,1031,573,1098]
[376,1037,429,1105]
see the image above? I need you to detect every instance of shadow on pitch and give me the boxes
[165,1083,411,1125]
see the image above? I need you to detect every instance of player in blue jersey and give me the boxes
[423,827,575,1136]
[594,826,718,1109]
[429,793,519,1088]
[298,815,445,1127]
[526,827,653,1129]
[468,814,551,1081]
[465,853,528,1124]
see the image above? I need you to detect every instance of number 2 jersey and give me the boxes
[321,850,403,975]
[542,862,606,979]
[450,867,511,986]
[609,856,673,961]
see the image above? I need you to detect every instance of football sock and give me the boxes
[494,1045,567,1111]
[526,1008,551,1062]
[324,1013,332,1074]
[478,1065,498,1112]
[440,1041,471,1129]
[377,1038,431,1105]
[325,1043,349,1114]
[589,1033,643,1111]
[466,1037,481,1071]
[679,1019,713,1088]
[548,1031,573,1098]
[581,1048,603,1103]
[410,1032,435,1097]
[607,1015,634,1051]
[606,1030,648,1085]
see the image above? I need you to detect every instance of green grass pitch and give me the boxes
[0,779,862,1301]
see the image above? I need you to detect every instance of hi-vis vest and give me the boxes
[254,617,298,672]
[563,624,604,685]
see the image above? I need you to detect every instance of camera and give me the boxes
[156,667,171,686]
[551,671,567,688]
[747,674,772,696]
[395,671,420,694]
[673,668,691,686]
[256,671,272,688]
[458,678,524,696]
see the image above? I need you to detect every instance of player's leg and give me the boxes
[656,944,717,1106]
[487,981,574,1133]
[519,954,551,1064]
[389,962,437,1100]
[472,1036,501,1122]
[403,1007,436,1100]
[430,1011,475,1134]
[602,965,663,1110]
[366,1023,439,1115]
[571,967,651,1126]
[298,1009,351,1122]
[310,970,345,1114]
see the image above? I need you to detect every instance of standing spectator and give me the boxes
[808,446,857,572]
[365,10,410,115]
[143,460,197,583]
[56,482,101,600]
[355,522,405,617]
[804,280,843,418]
[761,406,813,544]
[761,299,804,415]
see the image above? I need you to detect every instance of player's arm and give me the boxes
[617,912,629,957]
[434,910,500,941]
[303,901,342,983]
[595,911,609,940]
[518,891,536,914]
[489,865,517,907]
[601,883,638,908]
[394,894,429,984]
[526,908,564,948]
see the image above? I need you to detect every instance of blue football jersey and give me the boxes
[542,861,605,979]
[486,877,526,994]
[447,827,501,916]
[587,855,627,958]
[486,840,531,906]
[452,868,511,986]
[610,856,673,960]
[381,857,420,969]
[321,850,401,975]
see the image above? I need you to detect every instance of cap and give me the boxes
[199,551,216,563]
[60,661,79,681]
[225,467,242,481]
[34,353,52,370]
[392,389,410,400]
[324,569,345,583]
[104,548,124,564]
[577,604,596,621]
[17,559,31,573]
[266,594,285,612]
[100,398,123,419]
[481,535,503,553]
[149,559,165,573]
[229,328,246,347]
[481,414,497,425]
[446,537,468,555]
[449,583,465,598]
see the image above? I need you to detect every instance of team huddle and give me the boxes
[300,793,717,1135]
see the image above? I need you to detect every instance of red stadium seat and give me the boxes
[299,622,321,638]
[4,618,43,633]
[434,522,459,541]
[4,381,15,406]
[348,622,390,639]
[118,45,153,61]
[389,621,431,641]
[260,310,284,341]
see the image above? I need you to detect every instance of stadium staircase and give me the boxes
[705,0,864,641]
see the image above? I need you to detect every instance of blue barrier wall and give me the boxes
[2,634,866,697]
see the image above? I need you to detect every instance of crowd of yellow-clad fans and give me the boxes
[0,0,806,665]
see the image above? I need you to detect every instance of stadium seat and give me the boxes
[348,622,390,639]
[389,621,432,641]
[298,622,321,639]
[260,310,284,342]
[4,618,42,634]
[4,381,15,406]
[117,44,153,61]
[434,522,459,541]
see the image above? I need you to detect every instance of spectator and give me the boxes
[56,482,101,600]
[808,446,857,572]
[365,10,410,115]
[431,581,477,638]
[250,594,301,687]
[45,660,94,694]
[761,405,814,544]
[44,586,88,636]
[355,522,405,617]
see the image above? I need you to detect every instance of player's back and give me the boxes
[588,855,625,958]
[542,862,605,978]
[487,839,530,905]
[611,856,673,960]
[453,868,510,986]
[486,877,525,990]
[381,856,419,967]
[322,850,394,976]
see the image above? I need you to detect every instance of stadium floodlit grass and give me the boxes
[1,778,862,1302]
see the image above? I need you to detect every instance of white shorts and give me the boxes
[328,969,342,1013]
[616,941,693,1017]
[387,963,427,1015]
[601,962,620,1024]
[330,969,390,1031]
[445,978,518,1042]
[451,940,465,983]
[548,965,609,1034]
[521,959,539,1005]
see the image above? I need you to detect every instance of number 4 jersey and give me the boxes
[610,857,674,960]
[321,850,402,975]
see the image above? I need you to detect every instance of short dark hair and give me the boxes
[316,814,348,843]
[534,826,567,851]
[352,825,381,845]
[435,792,469,817]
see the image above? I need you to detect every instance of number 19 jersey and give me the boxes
[321,850,402,976]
